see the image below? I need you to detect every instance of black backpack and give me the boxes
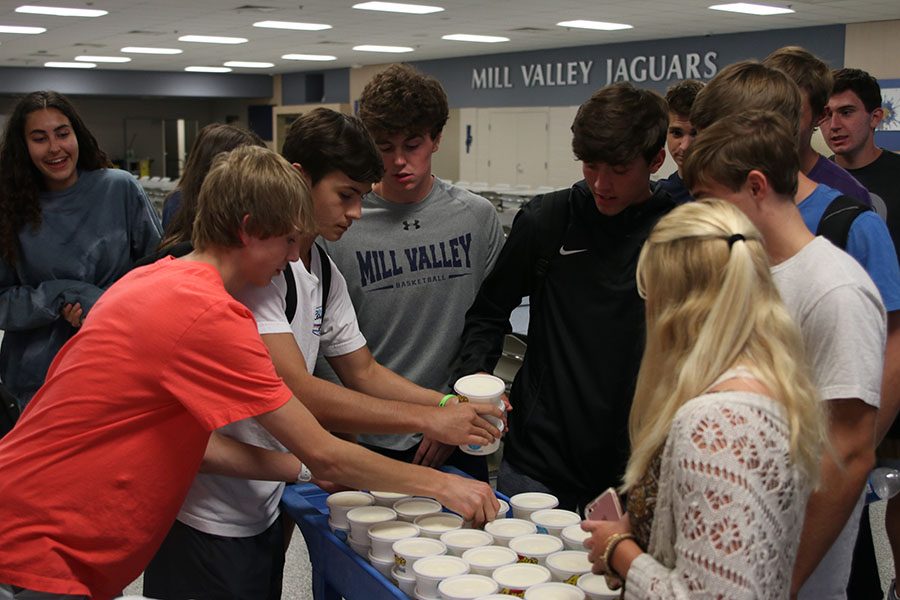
[816,194,872,249]
[527,188,572,314]
[283,242,332,324]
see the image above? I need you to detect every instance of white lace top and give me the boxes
[625,390,811,599]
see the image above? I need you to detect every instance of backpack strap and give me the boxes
[315,242,332,321]
[815,194,871,250]
[282,265,298,324]
[529,187,573,312]
[281,243,332,325]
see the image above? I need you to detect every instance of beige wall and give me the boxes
[845,20,900,78]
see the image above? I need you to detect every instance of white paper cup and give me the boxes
[348,537,369,557]
[545,550,592,584]
[440,528,494,556]
[462,545,519,576]
[371,490,412,507]
[460,415,505,456]
[393,536,448,576]
[326,490,375,528]
[394,497,444,522]
[485,518,538,547]
[509,534,564,566]
[561,525,591,551]
[530,509,582,537]
[368,550,394,578]
[393,567,418,595]
[346,505,397,544]
[510,493,559,520]
[368,520,420,561]
[577,573,619,599]
[492,563,552,596]
[413,555,470,599]
[415,513,464,539]
[438,573,500,599]
[454,373,506,404]
[327,518,350,543]
[497,498,511,519]
[524,581,587,599]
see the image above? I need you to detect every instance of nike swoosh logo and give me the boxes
[559,246,588,256]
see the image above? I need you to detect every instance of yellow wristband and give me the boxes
[439,394,457,407]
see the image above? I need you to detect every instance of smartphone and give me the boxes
[585,487,623,521]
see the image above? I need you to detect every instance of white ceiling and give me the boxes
[0,0,898,74]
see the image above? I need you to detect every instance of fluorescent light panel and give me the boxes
[0,25,46,34]
[353,2,443,14]
[353,44,414,53]
[178,35,247,44]
[224,61,274,68]
[253,20,331,31]
[75,55,131,63]
[185,66,232,73]
[708,3,794,15]
[16,5,107,17]
[121,46,182,55]
[281,53,337,61]
[442,34,509,43]
[557,20,632,31]
[45,61,95,68]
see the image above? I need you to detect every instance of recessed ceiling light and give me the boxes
[281,53,338,61]
[185,66,233,73]
[0,25,46,34]
[556,20,632,31]
[353,44,415,53]
[253,20,331,31]
[75,55,131,63]
[178,35,248,44]
[45,61,95,68]
[709,3,794,15]
[442,34,509,43]
[224,61,275,68]
[121,47,183,55]
[352,2,443,15]
[16,5,107,17]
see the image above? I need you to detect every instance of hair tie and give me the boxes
[726,233,745,247]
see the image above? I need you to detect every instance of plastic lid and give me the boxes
[368,520,419,541]
[346,506,396,523]
[440,529,493,548]
[413,555,469,578]
[510,492,559,509]
[546,550,592,573]
[393,536,447,558]
[492,563,551,587]
[326,490,375,507]
[415,513,463,531]
[438,574,500,597]
[394,497,443,516]
[462,545,518,567]
[509,534,564,555]
[530,509,581,527]
[524,582,586,599]
[577,573,618,595]
[453,373,506,400]
[485,518,538,537]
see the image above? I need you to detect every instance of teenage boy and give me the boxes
[452,82,674,510]
[763,46,875,209]
[145,109,502,599]
[318,64,505,478]
[687,79,886,598]
[824,67,900,255]
[656,79,704,204]
[0,146,498,600]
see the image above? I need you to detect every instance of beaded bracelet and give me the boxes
[601,532,636,576]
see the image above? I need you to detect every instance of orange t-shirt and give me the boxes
[0,258,292,599]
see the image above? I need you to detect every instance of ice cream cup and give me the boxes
[462,545,519,576]
[393,566,418,595]
[368,550,394,578]
[438,573,500,599]
[395,497,444,522]
[509,534,564,566]
[576,573,619,599]
[479,596,523,600]
[484,518,538,547]
[453,373,506,405]
[530,509,582,537]
[492,563,552,597]
[545,551,592,584]
[560,525,591,551]
[460,415,505,456]
[440,528,494,556]
[393,536,448,576]
[348,537,369,557]
[413,555,470,599]
[346,505,396,544]
[327,519,350,543]
[415,513,464,539]
[326,490,375,528]
[510,493,559,520]
[368,520,420,561]
[524,581,587,599]
[497,498,511,519]
[371,490,412,507]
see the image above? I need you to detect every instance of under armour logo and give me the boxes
[402,220,421,230]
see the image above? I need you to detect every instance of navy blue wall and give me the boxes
[282,68,350,104]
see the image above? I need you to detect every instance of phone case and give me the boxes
[585,487,623,521]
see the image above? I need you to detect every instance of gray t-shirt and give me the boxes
[318,177,505,450]
[772,236,886,600]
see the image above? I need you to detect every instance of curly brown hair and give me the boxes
[0,91,111,266]
[358,64,449,140]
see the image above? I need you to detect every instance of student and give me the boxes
[145,109,501,599]
[583,199,827,598]
[452,82,675,510]
[655,79,703,204]
[0,90,162,407]
[318,64,505,479]
[683,106,886,600]
[0,146,498,600]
